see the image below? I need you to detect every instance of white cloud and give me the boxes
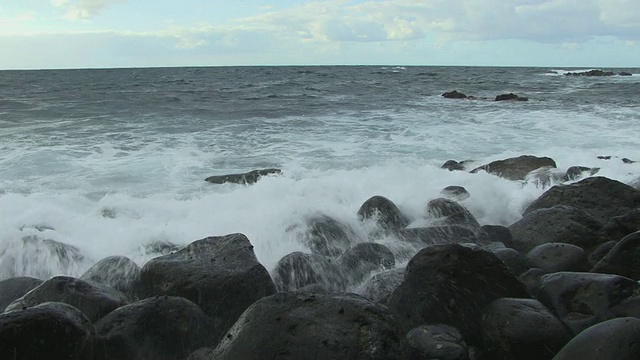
[52,0,126,19]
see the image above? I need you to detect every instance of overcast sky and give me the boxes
[1,0,639,69]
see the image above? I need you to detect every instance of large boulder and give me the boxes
[197,292,401,360]
[398,226,478,248]
[602,209,640,241]
[441,160,471,172]
[477,225,513,246]
[523,177,640,224]
[297,214,356,257]
[526,243,590,273]
[339,242,395,285]
[442,90,468,99]
[140,233,276,337]
[0,277,42,312]
[0,236,85,280]
[441,185,470,201]
[0,302,93,359]
[508,205,607,253]
[494,93,528,101]
[426,198,480,232]
[592,231,640,280]
[480,298,571,360]
[387,244,529,342]
[537,272,640,334]
[357,195,410,232]
[470,155,556,181]
[552,317,640,360]
[271,251,344,292]
[565,69,615,76]
[5,276,128,323]
[80,256,141,297]
[402,325,469,360]
[358,268,405,303]
[94,296,217,360]
[204,168,281,184]
[492,247,532,276]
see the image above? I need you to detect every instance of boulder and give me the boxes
[0,302,93,359]
[5,276,128,323]
[271,251,344,292]
[492,247,531,276]
[0,236,85,279]
[526,243,590,273]
[610,295,640,318]
[80,256,141,297]
[358,268,405,303]
[622,157,636,164]
[592,231,640,280]
[537,272,640,334]
[201,292,402,360]
[0,277,42,312]
[441,160,471,172]
[587,240,616,266]
[477,225,513,247]
[495,93,528,101]
[140,233,276,337]
[565,69,615,76]
[480,298,572,360]
[204,168,281,185]
[523,177,640,224]
[563,166,599,181]
[94,296,217,360]
[398,225,478,248]
[297,214,355,257]
[441,185,470,200]
[426,198,480,232]
[509,205,607,253]
[603,209,640,241]
[551,317,640,360]
[470,155,556,181]
[519,268,546,297]
[388,244,529,342]
[339,242,395,284]
[357,195,410,231]
[402,325,469,360]
[442,90,468,99]
[619,72,633,76]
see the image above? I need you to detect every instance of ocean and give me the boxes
[1,65,639,283]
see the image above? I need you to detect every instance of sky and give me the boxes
[0,0,639,69]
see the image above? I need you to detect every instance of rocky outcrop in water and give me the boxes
[357,195,410,232]
[495,93,528,101]
[565,69,615,76]
[80,255,141,298]
[442,90,468,99]
[204,168,281,184]
[471,155,557,181]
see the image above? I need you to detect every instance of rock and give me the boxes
[441,160,471,171]
[426,198,480,232]
[0,277,42,312]
[470,155,557,181]
[495,93,528,101]
[80,256,141,297]
[523,176,640,224]
[519,268,546,296]
[442,90,468,99]
[402,325,469,360]
[587,240,616,266]
[480,298,572,360]
[597,155,612,160]
[622,157,636,164]
[140,233,276,337]
[592,231,640,280]
[271,251,344,292]
[564,166,599,181]
[398,225,478,248]
[441,185,470,200]
[509,205,607,253]
[492,247,531,276]
[631,177,640,190]
[603,209,640,241]
[5,276,128,323]
[619,72,633,76]
[388,244,529,342]
[358,268,405,303]
[204,292,402,360]
[339,242,395,284]
[94,296,217,360]
[0,302,93,360]
[526,243,590,273]
[478,225,513,246]
[298,214,355,257]
[143,240,181,256]
[537,272,640,334]
[610,295,640,318]
[565,69,615,76]
[0,236,85,280]
[357,195,410,232]
[204,168,281,184]
[551,317,640,360]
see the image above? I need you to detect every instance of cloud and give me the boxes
[51,0,126,19]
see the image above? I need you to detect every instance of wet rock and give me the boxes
[94,296,217,360]
[470,155,556,181]
[441,160,470,171]
[426,198,480,232]
[552,317,640,360]
[587,240,616,266]
[357,195,410,232]
[631,177,640,190]
[398,225,478,248]
[441,185,470,200]
[0,302,93,360]
[80,256,141,297]
[358,268,405,303]
[204,168,281,185]
[619,71,633,76]
[299,214,355,257]
[519,268,546,296]
[622,157,636,164]
[524,176,640,224]
[563,166,599,181]
[537,272,640,334]
[442,90,468,99]
[143,241,181,256]
[509,205,607,253]
[478,225,513,246]
[339,242,395,284]
[480,298,572,360]
[5,276,128,323]
[402,325,469,360]
[0,277,42,312]
[610,295,640,318]
[603,209,640,241]
[202,292,401,360]
[565,69,615,76]
[140,233,276,337]
[388,244,529,342]
[526,243,590,273]
[0,236,85,279]
[271,251,344,292]
[492,247,531,276]
[596,155,611,160]
[495,93,528,101]
[592,231,640,280]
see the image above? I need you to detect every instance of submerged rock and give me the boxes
[80,256,141,297]
[564,166,599,181]
[204,168,281,185]
[297,214,356,257]
[470,155,556,181]
[357,195,410,232]
[441,185,470,200]
[0,236,85,280]
[495,93,528,101]
[442,90,468,99]
[271,251,344,292]
[426,198,480,232]
[441,160,471,171]
[565,69,615,76]
[339,242,395,284]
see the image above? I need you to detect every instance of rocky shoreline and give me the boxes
[2,155,640,359]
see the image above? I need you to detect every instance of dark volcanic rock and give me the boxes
[519,268,546,296]
[441,160,470,171]
[492,247,531,276]
[140,233,276,337]
[442,90,468,99]
[202,292,401,360]
[358,268,405,303]
[0,302,93,360]
[537,272,640,334]
[471,155,556,181]
[622,157,636,164]
[563,166,599,181]
[592,231,640,280]
[94,296,217,360]
[426,198,480,232]
[5,276,128,323]
[398,225,478,247]
[357,195,410,232]
[551,317,640,360]
[0,277,43,312]
[523,176,640,224]
[204,168,281,184]
[298,214,355,257]
[619,71,633,76]
[272,251,344,292]
[402,325,469,360]
[509,205,607,253]
[388,244,529,342]
[441,185,470,200]
[339,242,395,284]
[0,236,85,279]
[587,240,616,266]
[603,209,640,241]
[526,243,590,273]
[480,298,572,360]
[478,225,513,246]
[565,69,615,76]
[80,256,141,297]
[495,93,528,101]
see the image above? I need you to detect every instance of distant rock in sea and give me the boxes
[565,69,615,77]
[205,168,281,185]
